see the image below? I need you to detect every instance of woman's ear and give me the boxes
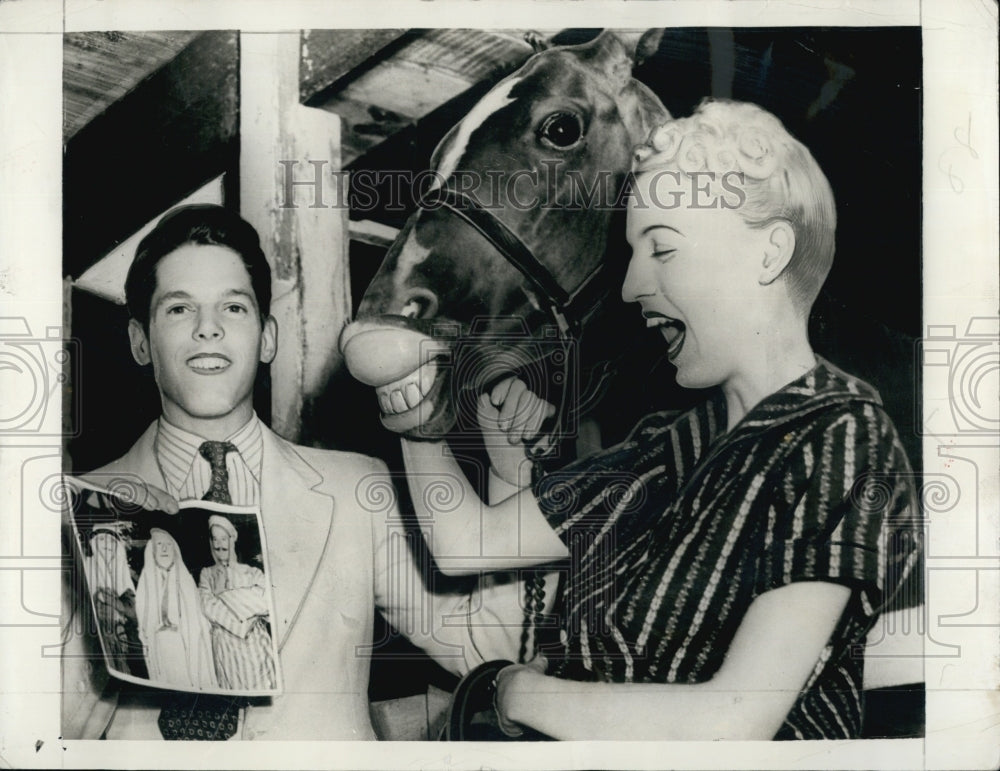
[127,319,151,365]
[259,315,278,364]
[759,221,796,285]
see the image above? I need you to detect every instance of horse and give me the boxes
[339,30,669,447]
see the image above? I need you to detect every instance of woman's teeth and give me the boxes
[642,312,686,358]
[663,324,686,358]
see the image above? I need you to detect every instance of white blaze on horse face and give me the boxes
[393,227,433,310]
[432,76,523,187]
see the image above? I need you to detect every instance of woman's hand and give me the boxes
[477,378,556,489]
[493,663,537,737]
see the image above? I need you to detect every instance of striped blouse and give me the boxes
[533,358,921,739]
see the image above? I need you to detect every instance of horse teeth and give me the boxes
[374,358,438,413]
[404,383,422,409]
[418,361,436,396]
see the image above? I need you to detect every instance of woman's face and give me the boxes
[92,532,118,561]
[210,525,232,566]
[623,171,766,390]
[150,531,175,570]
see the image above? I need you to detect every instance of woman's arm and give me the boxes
[401,437,568,575]
[401,377,568,575]
[496,580,851,740]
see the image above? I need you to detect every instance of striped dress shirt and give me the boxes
[155,416,263,506]
[533,358,922,740]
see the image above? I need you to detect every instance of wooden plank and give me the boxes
[63,30,239,278]
[63,31,199,139]
[349,219,399,250]
[240,32,349,442]
[300,29,410,105]
[73,176,225,304]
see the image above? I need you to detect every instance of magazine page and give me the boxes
[64,475,283,698]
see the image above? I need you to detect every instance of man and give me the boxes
[198,514,276,691]
[62,204,490,740]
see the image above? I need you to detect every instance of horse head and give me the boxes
[340,30,669,438]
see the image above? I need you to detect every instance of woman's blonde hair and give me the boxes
[633,99,836,315]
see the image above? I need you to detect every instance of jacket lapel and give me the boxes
[105,421,335,649]
[98,421,166,489]
[258,427,335,649]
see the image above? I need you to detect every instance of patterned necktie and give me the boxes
[199,441,237,504]
[157,440,241,741]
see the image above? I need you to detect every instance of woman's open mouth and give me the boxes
[643,311,686,360]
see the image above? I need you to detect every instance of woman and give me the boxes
[135,527,217,689]
[198,514,276,691]
[401,99,921,740]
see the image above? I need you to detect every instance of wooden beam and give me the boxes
[300,29,411,105]
[63,31,239,278]
[240,32,350,442]
[349,219,399,250]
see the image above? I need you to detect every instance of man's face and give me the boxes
[128,244,277,438]
[150,530,175,570]
[210,525,232,566]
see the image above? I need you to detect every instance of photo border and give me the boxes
[0,1,996,768]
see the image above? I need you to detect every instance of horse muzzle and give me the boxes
[339,317,455,436]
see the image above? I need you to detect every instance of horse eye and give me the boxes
[538,112,583,149]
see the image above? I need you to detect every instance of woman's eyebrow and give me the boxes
[641,224,683,237]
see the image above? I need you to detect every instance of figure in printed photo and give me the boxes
[198,514,276,690]
[136,528,217,689]
[83,523,147,678]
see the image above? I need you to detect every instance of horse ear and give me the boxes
[606,29,665,67]
[634,29,665,66]
[586,29,664,92]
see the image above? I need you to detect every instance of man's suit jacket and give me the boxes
[62,420,494,740]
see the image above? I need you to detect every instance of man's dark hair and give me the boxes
[125,204,272,329]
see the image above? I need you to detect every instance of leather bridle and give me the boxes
[417,186,611,459]
[418,186,607,338]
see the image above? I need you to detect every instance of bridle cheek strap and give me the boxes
[418,187,605,337]
[417,186,609,460]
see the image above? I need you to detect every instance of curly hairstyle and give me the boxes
[632,99,836,315]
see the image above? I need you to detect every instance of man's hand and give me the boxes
[71,472,180,514]
[130,480,180,514]
[477,378,556,489]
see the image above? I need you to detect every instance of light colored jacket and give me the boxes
[62,420,490,740]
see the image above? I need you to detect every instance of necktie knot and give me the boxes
[199,441,237,504]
